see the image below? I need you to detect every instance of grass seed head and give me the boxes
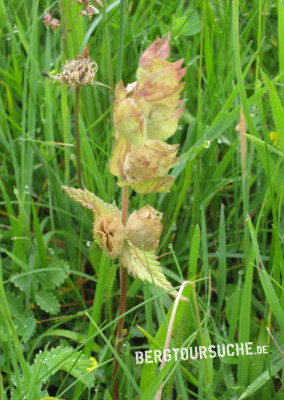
[50,18,60,33]
[43,13,52,28]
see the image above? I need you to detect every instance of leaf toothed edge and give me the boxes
[120,240,188,301]
[62,186,121,217]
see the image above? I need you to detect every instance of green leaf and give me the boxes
[41,261,70,289]
[120,241,186,300]
[239,359,284,399]
[62,186,121,217]
[34,345,96,389]
[261,69,284,155]
[15,314,36,343]
[41,397,64,400]
[35,290,60,315]
[5,290,24,317]
[247,217,284,332]
[117,175,174,194]
[243,133,282,156]
[44,329,100,353]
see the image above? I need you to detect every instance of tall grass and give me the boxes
[0,0,283,399]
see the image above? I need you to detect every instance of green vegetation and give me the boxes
[0,0,283,399]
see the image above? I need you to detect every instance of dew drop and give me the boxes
[171,223,177,232]
[24,185,31,194]
[13,24,18,33]
[203,140,211,149]
[86,241,91,247]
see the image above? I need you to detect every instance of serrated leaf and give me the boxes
[62,186,121,217]
[117,175,174,194]
[11,387,48,400]
[6,290,24,317]
[120,241,185,300]
[15,314,36,343]
[11,274,28,292]
[41,261,70,290]
[109,136,130,177]
[35,290,60,315]
[35,345,96,389]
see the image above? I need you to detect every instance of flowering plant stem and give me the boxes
[112,185,129,400]
[74,86,82,188]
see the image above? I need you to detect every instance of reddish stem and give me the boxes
[112,186,129,400]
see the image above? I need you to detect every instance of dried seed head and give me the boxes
[58,58,98,88]
[126,205,163,251]
[43,13,52,28]
[93,214,126,259]
[50,18,60,33]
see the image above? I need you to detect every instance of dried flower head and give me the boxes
[126,205,163,251]
[50,18,60,33]
[43,13,52,28]
[58,58,98,88]
[93,214,126,259]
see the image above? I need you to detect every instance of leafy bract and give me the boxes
[62,186,121,217]
[117,176,174,194]
[109,136,130,178]
[113,81,145,146]
[135,97,185,141]
[120,240,187,300]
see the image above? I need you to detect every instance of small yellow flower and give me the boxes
[87,356,98,371]
[269,131,279,147]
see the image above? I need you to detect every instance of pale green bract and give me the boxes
[62,186,121,217]
[120,240,187,301]
[117,176,175,194]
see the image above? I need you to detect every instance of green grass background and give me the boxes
[0,0,283,399]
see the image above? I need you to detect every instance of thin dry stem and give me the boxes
[155,281,192,400]
[74,87,82,188]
